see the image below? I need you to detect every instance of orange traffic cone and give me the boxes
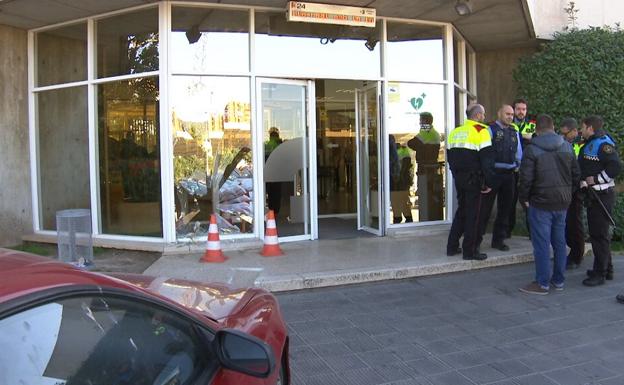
[260,210,284,257]
[200,214,228,263]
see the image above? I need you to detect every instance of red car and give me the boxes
[0,248,289,385]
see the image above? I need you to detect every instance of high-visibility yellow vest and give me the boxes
[447,119,492,152]
[573,142,583,156]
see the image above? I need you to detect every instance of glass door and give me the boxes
[355,83,383,235]
[257,79,315,241]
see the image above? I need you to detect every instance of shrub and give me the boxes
[513,26,624,155]
[612,192,624,243]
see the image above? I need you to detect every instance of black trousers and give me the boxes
[447,172,487,258]
[481,171,515,245]
[508,171,519,236]
[565,189,585,264]
[587,188,615,276]
[266,182,282,214]
[508,171,530,237]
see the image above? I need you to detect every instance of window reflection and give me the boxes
[171,77,253,238]
[38,87,90,230]
[171,7,249,74]
[98,77,162,236]
[37,23,87,87]
[386,22,444,81]
[96,8,159,79]
[387,82,446,223]
[255,12,381,78]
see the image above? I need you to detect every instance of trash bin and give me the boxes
[56,209,93,268]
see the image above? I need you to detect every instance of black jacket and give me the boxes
[518,132,580,211]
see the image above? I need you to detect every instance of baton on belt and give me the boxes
[587,187,616,226]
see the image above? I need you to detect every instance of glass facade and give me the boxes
[386,22,445,81]
[171,6,249,74]
[30,3,475,243]
[96,8,159,78]
[255,12,381,79]
[97,77,162,236]
[387,83,446,223]
[171,76,253,238]
[38,86,90,230]
[36,22,87,87]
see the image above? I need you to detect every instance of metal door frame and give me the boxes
[355,82,384,236]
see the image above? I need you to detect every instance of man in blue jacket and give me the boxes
[518,114,580,295]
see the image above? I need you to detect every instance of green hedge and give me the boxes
[612,193,624,245]
[513,27,624,156]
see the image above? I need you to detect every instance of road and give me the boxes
[277,259,624,385]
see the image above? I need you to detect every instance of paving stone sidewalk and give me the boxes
[277,258,624,385]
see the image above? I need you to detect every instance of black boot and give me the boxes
[586,269,613,280]
[583,275,605,287]
[447,247,462,256]
[463,253,487,261]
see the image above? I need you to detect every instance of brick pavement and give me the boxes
[277,258,624,385]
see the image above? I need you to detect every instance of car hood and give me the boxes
[109,273,258,321]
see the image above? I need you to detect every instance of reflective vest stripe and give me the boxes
[598,170,612,184]
[447,141,480,151]
[592,180,615,191]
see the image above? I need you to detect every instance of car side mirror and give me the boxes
[213,329,275,378]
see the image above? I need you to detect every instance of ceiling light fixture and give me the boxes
[186,25,201,44]
[455,0,473,16]
[365,38,378,51]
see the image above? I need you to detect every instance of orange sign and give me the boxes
[287,1,376,28]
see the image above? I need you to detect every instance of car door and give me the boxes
[0,292,218,385]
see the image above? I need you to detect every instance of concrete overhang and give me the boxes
[0,0,537,51]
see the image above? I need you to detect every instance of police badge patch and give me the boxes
[603,144,615,154]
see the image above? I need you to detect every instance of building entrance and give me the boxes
[259,78,383,241]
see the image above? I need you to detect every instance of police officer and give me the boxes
[579,115,621,286]
[481,105,522,251]
[446,104,496,260]
[508,98,536,238]
[559,118,585,269]
[513,98,536,147]
[408,112,443,221]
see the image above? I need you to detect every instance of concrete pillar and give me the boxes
[0,24,31,246]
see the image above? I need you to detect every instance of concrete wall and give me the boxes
[528,0,624,39]
[476,47,537,119]
[0,24,31,247]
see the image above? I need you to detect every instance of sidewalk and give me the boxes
[143,231,535,292]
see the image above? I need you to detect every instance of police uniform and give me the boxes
[481,121,521,249]
[446,119,496,260]
[515,117,536,148]
[565,140,585,267]
[579,130,621,285]
[408,127,443,221]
